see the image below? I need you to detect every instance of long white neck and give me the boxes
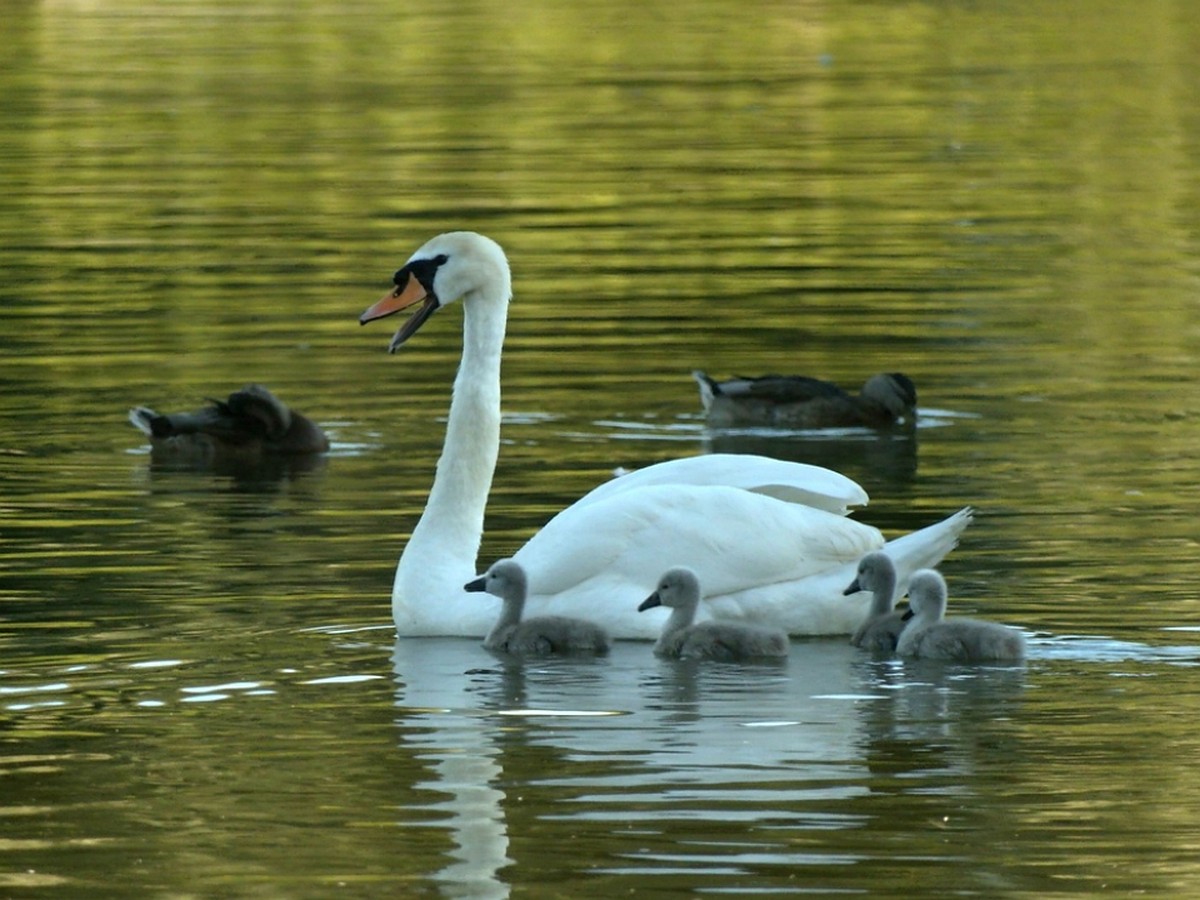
[393,289,508,628]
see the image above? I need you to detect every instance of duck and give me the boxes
[638,567,789,660]
[129,384,329,461]
[896,569,1026,661]
[359,231,973,639]
[842,551,907,652]
[693,370,916,430]
[464,558,611,655]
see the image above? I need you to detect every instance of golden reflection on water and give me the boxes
[2,0,1200,896]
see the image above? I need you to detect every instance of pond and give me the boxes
[2,0,1200,896]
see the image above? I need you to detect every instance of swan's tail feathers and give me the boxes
[128,406,158,437]
[692,370,717,411]
[881,506,974,582]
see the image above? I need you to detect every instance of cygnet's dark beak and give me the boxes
[463,576,487,593]
[901,607,915,621]
[842,577,862,596]
[637,592,662,613]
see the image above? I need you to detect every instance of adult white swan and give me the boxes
[360,231,973,639]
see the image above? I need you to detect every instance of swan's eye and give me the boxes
[395,254,450,293]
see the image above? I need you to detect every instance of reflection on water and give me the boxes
[132,443,331,488]
[1,625,1199,895]
[3,0,1200,894]
[386,635,1200,897]
[378,623,1200,898]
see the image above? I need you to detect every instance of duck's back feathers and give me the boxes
[694,370,916,429]
[697,372,848,405]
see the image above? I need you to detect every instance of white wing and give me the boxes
[513,495,972,639]
[574,453,870,515]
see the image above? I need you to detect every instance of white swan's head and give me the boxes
[638,566,702,613]
[359,231,511,353]
[463,557,527,602]
[905,569,948,621]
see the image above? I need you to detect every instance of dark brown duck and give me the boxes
[128,384,329,463]
[694,370,917,429]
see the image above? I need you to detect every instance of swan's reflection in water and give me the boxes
[418,742,510,899]
[391,639,514,899]
[389,636,1035,894]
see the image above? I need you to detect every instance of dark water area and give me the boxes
[2,0,1200,896]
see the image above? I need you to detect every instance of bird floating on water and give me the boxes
[694,370,917,430]
[465,558,611,656]
[897,569,1026,662]
[639,566,790,660]
[129,384,329,465]
[843,551,908,653]
[359,231,971,639]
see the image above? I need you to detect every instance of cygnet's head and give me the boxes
[843,551,896,596]
[863,373,917,418]
[905,569,948,619]
[464,558,527,601]
[638,566,702,612]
